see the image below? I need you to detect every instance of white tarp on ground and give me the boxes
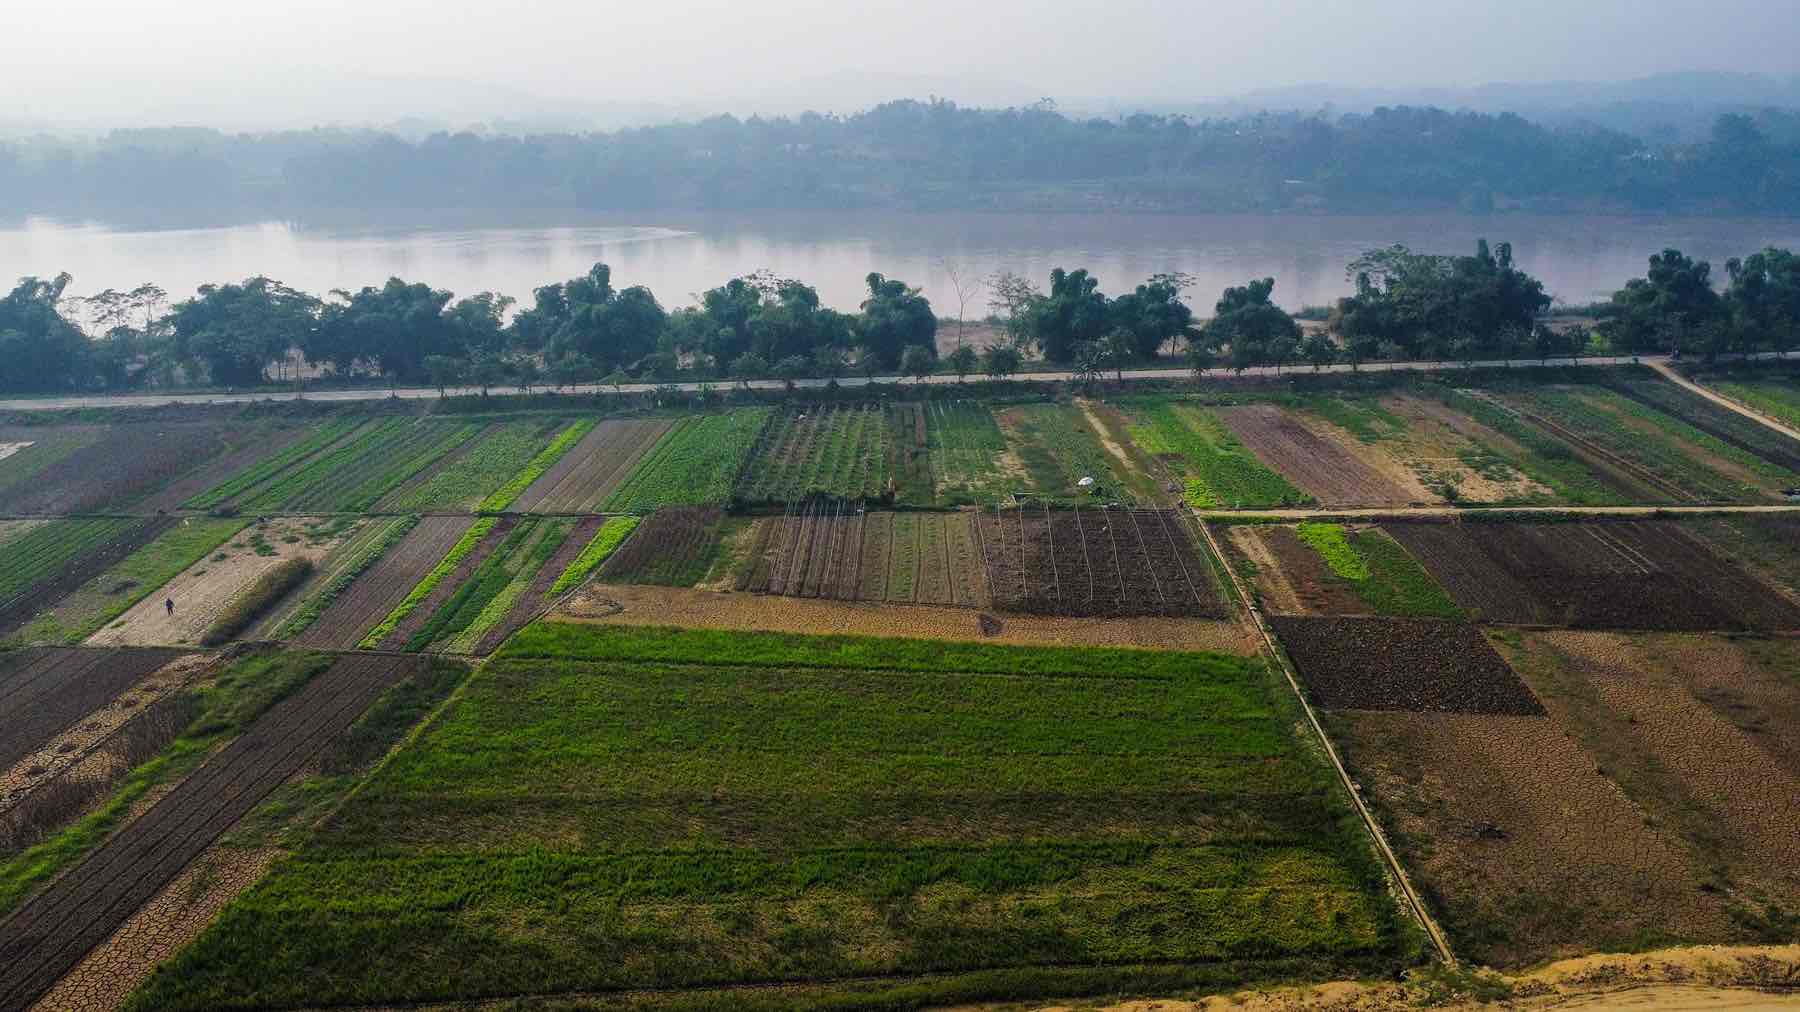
[0,442,34,462]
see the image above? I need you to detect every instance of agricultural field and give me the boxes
[994,402,1157,503]
[927,400,1027,503]
[0,423,250,515]
[390,516,589,653]
[377,418,575,512]
[291,516,474,649]
[1119,398,1310,508]
[1269,617,1542,714]
[1690,366,1800,431]
[1329,631,1800,967]
[737,507,990,607]
[1484,385,1797,503]
[1683,514,1800,605]
[1221,523,1462,619]
[1215,403,1429,507]
[125,622,1413,1010]
[1607,376,1800,475]
[0,518,168,637]
[0,649,447,1012]
[603,408,772,512]
[0,646,189,776]
[976,506,1227,618]
[596,506,725,586]
[737,403,924,505]
[197,417,480,513]
[1385,520,1800,631]
[509,418,672,512]
[15,516,248,645]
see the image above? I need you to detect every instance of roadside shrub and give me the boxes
[202,559,314,646]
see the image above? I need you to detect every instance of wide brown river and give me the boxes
[6,210,1800,314]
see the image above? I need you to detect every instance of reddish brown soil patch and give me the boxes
[0,653,423,1012]
[1248,525,1367,615]
[976,506,1226,618]
[1386,520,1800,631]
[294,516,473,649]
[511,419,672,513]
[1328,709,1734,968]
[1215,403,1418,506]
[0,425,238,514]
[0,647,187,773]
[559,583,1257,654]
[598,507,723,586]
[1269,617,1542,714]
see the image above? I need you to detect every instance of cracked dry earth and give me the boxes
[0,654,213,809]
[29,845,281,1012]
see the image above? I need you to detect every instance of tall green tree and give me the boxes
[511,263,666,373]
[858,273,936,370]
[1205,278,1299,370]
[0,274,90,393]
[308,278,457,381]
[1023,268,1110,364]
[1726,247,1800,357]
[169,276,319,387]
[1599,248,1728,357]
[1110,273,1198,358]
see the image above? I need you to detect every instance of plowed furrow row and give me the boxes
[0,654,416,1012]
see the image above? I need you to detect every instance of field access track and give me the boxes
[0,652,423,1012]
[0,647,188,772]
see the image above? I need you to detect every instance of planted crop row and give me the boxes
[548,517,639,596]
[476,420,596,512]
[738,405,893,503]
[358,518,498,647]
[300,421,482,512]
[1611,378,1800,472]
[0,518,142,609]
[183,418,363,509]
[1125,400,1308,508]
[381,421,562,512]
[408,519,578,652]
[270,517,418,640]
[1001,403,1125,501]
[603,409,772,513]
[928,401,1016,503]
[1712,379,1800,431]
[1439,390,1622,505]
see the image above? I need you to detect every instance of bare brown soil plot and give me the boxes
[1328,709,1734,968]
[560,582,1258,653]
[471,516,608,655]
[511,418,672,513]
[0,425,237,515]
[597,506,723,587]
[374,517,516,651]
[1388,520,1800,631]
[977,507,1226,618]
[1684,515,1800,607]
[1512,631,1800,894]
[1216,404,1421,506]
[294,516,473,649]
[1381,393,1554,503]
[1221,526,1305,614]
[0,647,188,791]
[88,518,354,648]
[1269,617,1542,714]
[0,653,422,1012]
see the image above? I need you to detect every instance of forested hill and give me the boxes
[5,99,1800,218]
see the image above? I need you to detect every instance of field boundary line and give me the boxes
[1189,512,1456,966]
[1649,359,1800,445]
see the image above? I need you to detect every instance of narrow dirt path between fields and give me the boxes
[1650,360,1800,445]
[1195,503,1800,520]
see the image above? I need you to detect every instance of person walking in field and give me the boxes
[165,597,175,617]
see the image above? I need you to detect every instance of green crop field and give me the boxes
[405,517,578,652]
[382,420,574,512]
[182,418,364,510]
[604,408,772,512]
[737,403,900,503]
[927,400,1023,503]
[237,418,480,512]
[997,402,1138,502]
[1439,390,1626,505]
[1122,399,1310,508]
[129,622,1412,1010]
[0,517,142,616]
[1712,378,1800,431]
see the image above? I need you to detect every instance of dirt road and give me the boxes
[1648,359,1800,444]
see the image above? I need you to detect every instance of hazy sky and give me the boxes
[8,0,1800,126]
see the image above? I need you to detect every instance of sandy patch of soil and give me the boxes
[0,654,213,809]
[86,519,356,648]
[559,582,1258,654]
[28,845,280,1012]
[0,441,33,463]
[1224,526,1302,614]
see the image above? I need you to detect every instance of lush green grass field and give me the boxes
[130,623,1412,1009]
[604,409,772,513]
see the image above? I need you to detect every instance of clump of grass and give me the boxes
[202,558,314,646]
